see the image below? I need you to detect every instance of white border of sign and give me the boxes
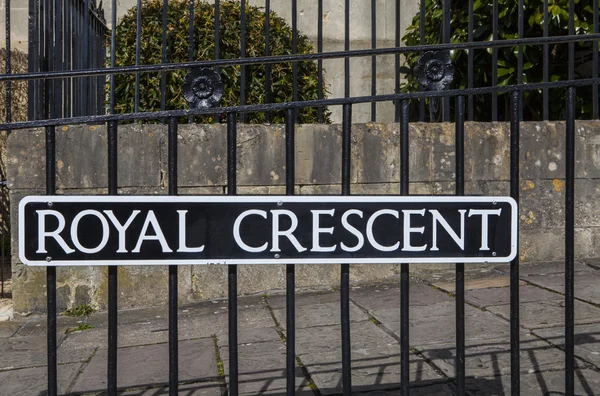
[19,195,518,266]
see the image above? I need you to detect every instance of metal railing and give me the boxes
[1,0,596,395]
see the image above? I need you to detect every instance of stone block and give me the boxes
[419,333,582,378]
[71,338,218,393]
[534,323,600,368]
[0,363,83,396]
[295,124,351,185]
[487,299,600,329]
[272,301,369,329]
[465,122,510,181]
[465,285,562,309]
[220,341,312,395]
[0,335,93,369]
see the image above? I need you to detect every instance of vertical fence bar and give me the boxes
[344,0,349,100]
[542,0,549,120]
[419,0,425,121]
[400,99,410,396]
[53,0,63,119]
[341,104,352,396]
[46,126,57,396]
[107,120,118,396]
[285,109,296,396]
[107,0,118,393]
[594,0,599,119]
[227,112,238,396]
[161,0,167,116]
[45,0,57,392]
[134,0,141,115]
[5,0,11,124]
[467,0,474,120]
[188,0,195,123]
[317,0,323,123]
[517,0,524,121]
[565,85,576,396]
[371,0,376,121]
[291,0,298,121]
[395,0,400,122]
[510,90,521,396]
[455,96,465,394]
[28,0,36,120]
[82,0,88,115]
[264,0,271,123]
[64,1,70,117]
[492,0,498,121]
[239,0,246,122]
[565,0,576,387]
[442,0,450,121]
[214,0,220,123]
[168,117,179,395]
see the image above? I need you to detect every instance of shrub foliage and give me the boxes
[402,0,596,121]
[113,0,330,123]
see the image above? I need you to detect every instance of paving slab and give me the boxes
[0,335,94,370]
[293,321,443,394]
[303,346,444,395]
[220,341,313,395]
[433,276,526,293]
[272,301,369,329]
[465,369,600,395]
[487,299,600,329]
[266,289,342,310]
[494,260,573,276]
[71,338,218,394]
[533,323,600,368]
[353,382,455,395]
[0,363,83,395]
[119,382,223,396]
[524,270,600,290]
[15,316,80,337]
[417,333,584,379]
[179,305,275,340]
[0,321,21,338]
[350,283,452,314]
[378,302,523,346]
[465,285,562,309]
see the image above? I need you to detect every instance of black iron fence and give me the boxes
[27,0,107,120]
[1,0,596,395]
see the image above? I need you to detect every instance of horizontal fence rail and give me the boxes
[1,0,593,394]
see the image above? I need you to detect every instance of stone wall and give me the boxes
[7,121,600,313]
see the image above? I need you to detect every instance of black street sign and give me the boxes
[19,196,517,266]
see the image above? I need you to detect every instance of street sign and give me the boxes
[19,196,517,266]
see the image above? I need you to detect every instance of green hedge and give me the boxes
[113,0,330,123]
[402,0,596,121]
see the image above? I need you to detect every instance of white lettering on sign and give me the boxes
[71,210,110,254]
[36,210,75,254]
[366,210,400,252]
[340,209,364,252]
[32,205,508,258]
[311,209,336,252]
[233,209,268,252]
[468,209,502,250]
[402,209,427,251]
[430,209,466,251]
[133,210,173,253]
[176,210,205,252]
[271,210,307,253]
[104,210,140,253]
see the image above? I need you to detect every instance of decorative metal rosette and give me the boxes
[182,67,224,109]
[413,51,454,91]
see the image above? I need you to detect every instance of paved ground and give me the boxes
[1,260,600,395]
